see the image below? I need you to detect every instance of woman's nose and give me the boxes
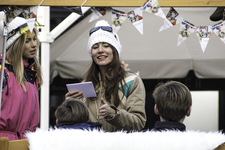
[98,45,104,52]
[31,40,37,47]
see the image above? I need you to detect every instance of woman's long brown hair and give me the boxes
[83,45,126,107]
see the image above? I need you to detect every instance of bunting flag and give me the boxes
[4,6,38,32]
[5,6,37,22]
[2,5,221,53]
[196,26,212,53]
[111,9,127,33]
[89,7,109,22]
[127,8,143,34]
[177,20,196,46]
[141,0,166,19]
[212,21,225,44]
[26,18,36,33]
[159,7,183,32]
[64,6,83,16]
[0,11,5,36]
[88,6,218,51]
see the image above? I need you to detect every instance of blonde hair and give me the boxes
[6,29,43,91]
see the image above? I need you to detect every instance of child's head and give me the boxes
[55,98,89,124]
[152,81,192,122]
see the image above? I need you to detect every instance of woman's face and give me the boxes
[23,31,37,62]
[91,42,114,67]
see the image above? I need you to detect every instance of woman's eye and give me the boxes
[92,46,98,49]
[25,40,30,43]
[103,44,109,48]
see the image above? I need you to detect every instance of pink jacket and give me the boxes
[0,58,40,141]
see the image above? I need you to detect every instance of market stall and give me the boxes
[0,0,225,130]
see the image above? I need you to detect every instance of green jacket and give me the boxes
[83,72,146,132]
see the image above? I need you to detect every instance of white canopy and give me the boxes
[0,6,224,131]
[50,7,225,81]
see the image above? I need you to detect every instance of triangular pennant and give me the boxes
[127,8,143,35]
[111,9,127,33]
[212,21,225,45]
[177,20,196,46]
[89,7,109,22]
[141,0,166,19]
[196,26,212,53]
[159,19,173,32]
[4,6,38,24]
[29,6,38,18]
[159,7,183,32]
[64,6,83,16]
[26,18,36,33]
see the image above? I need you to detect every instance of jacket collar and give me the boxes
[153,121,186,132]
[56,122,102,130]
[23,58,35,69]
[0,54,35,69]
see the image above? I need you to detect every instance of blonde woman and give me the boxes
[0,17,42,141]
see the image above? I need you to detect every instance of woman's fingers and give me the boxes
[65,90,78,97]
[77,92,83,98]
[99,99,114,119]
[65,90,83,99]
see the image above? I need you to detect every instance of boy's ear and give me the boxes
[56,119,58,125]
[186,106,191,117]
[154,104,159,115]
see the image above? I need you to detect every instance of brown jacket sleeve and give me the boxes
[106,75,146,132]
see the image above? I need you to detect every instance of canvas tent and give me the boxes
[50,7,225,81]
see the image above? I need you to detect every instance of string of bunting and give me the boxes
[0,1,224,53]
[64,0,225,53]
[0,6,43,37]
